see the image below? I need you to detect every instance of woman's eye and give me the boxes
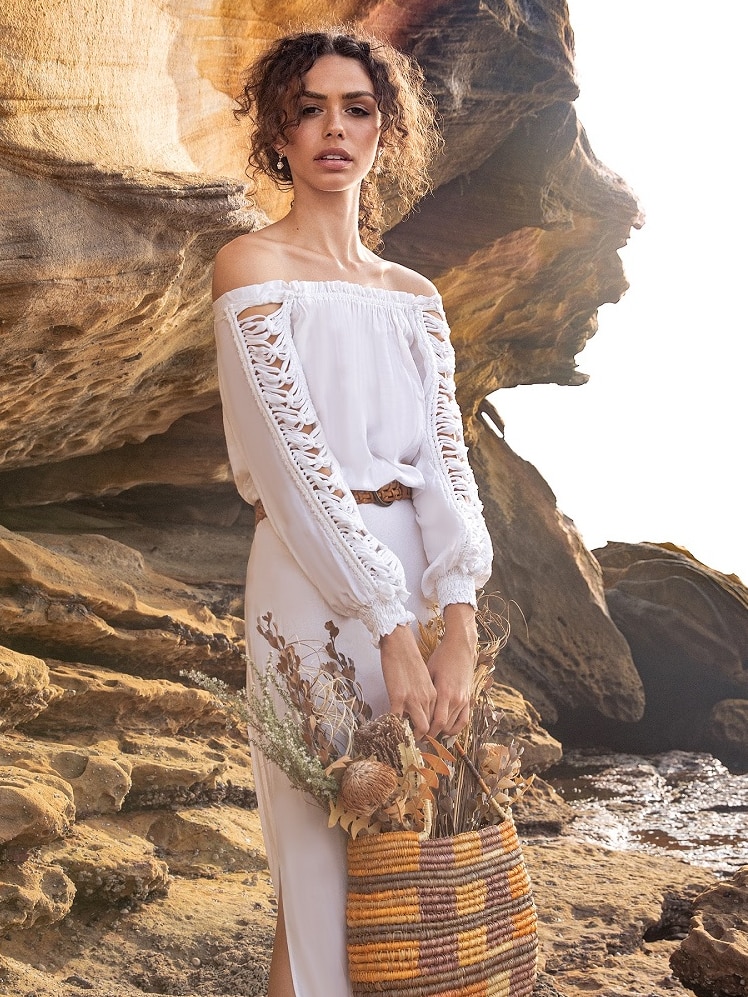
[301,105,321,115]
[347,106,370,116]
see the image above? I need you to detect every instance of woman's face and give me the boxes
[278,54,382,193]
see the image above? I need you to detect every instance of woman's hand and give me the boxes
[380,625,436,741]
[426,603,477,739]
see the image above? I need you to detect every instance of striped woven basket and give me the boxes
[346,817,537,997]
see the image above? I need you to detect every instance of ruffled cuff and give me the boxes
[360,597,416,646]
[435,569,478,615]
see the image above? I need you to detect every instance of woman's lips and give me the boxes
[315,148,352,169]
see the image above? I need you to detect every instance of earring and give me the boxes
[276,153,284,170]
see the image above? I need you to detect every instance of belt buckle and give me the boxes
[373,482,397,506]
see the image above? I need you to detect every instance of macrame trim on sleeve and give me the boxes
[418,310,494,603]
[225,302,414,640]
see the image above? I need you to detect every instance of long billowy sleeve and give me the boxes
[214,300,415,643]
[410,307,494,612]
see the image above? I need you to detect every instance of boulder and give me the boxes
[471,421,644,726]
[40,820,170,903]
[0,858,75,932]
[492,683,563,774]
[0,645,52,730]
[0,734,132,818]
[0,767,75,848]
[512,777,573,837]
[705,700,748,766]
[671,866,748,997]
[594,542,748,758]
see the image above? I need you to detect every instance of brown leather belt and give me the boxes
[254,480,413,526]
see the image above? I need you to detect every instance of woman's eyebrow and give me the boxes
[302,89,376,100]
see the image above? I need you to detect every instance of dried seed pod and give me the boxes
[339,759,399,817]
[352,714,409,772]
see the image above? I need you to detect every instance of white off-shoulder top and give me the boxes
[212,280,493,643]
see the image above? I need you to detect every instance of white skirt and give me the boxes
[245,499,430,997]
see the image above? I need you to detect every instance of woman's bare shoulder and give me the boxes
[380,261,439,298]
[212,228,286,301]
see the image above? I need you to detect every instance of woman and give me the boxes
[212,28,493,997]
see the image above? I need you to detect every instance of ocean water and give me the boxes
[546,749,748,875]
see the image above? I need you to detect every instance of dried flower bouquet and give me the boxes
[185,601,533,840]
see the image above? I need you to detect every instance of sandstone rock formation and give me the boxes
[0,650,260,952]
[0,584,566,994]
[671,866,748,997]
[0,646,53,729]
[592,542,748,764]
[0,0,640,467]
[0,526,245,684]
[0,0,646,738]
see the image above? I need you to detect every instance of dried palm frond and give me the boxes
[417,613,445,662]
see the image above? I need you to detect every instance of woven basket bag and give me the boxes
[346,817,537,996]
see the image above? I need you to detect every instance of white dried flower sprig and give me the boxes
[181,663,338,806]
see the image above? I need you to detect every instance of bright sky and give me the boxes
[491,0,747,582]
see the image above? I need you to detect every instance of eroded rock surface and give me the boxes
[671,866,748,997]
[0,858,75,933]
[0,734,133,818]
[41,821,170,904]
[0,0,640,478]
[0,527,244,683]
[0,768,76,848]
[0,646,53,730]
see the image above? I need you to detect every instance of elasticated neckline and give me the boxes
[212,278,443,311]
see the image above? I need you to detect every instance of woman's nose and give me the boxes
[324,111,344,137]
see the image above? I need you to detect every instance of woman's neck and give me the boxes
[279,186,371,269]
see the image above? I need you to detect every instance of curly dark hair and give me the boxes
[234,27,441,250]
